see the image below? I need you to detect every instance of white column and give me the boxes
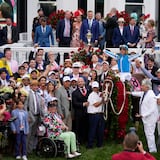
[57,0,78,12]
[27,0,39,41]
[87,0,95,13]
[144,0,156,19]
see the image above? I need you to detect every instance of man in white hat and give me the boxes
[87,81,105,148]
[130,78,158,153]
[112,17,126,47]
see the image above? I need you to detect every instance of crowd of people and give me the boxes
[30,7,156,50]
[0,7,159,160]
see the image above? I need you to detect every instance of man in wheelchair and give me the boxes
[43,97,81,158]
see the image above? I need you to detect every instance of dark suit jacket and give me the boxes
[2,25,19,44]
[105,15,118,42]
[35,60,48,71]
[124,25,140,44]
[112,27,125,47]
[72,87,89,117]
[145,65,158,77]
[56,19,72,41]
[112,151,155,160]
[80,19,99,43]
[34,25,54,47]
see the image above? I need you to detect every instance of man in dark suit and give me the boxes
[56,10,72,47]
[72,77,89,144]
[112,17,125,47]
[80,10,99,46]
[145,57,158,77]
[112,133,156,160]
[124,17,140,48]
[34,16,54,47]
[105,8,118,47]
[2,17,19,44]
[32,8,44,41]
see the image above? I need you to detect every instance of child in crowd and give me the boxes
[11,100,29,160]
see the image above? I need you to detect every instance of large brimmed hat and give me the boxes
[117,17,125,23]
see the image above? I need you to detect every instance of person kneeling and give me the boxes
[43,97,81,158]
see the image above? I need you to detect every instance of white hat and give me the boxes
[64,67,73,75]
[22,74,30,79]
[72,62,81,68]
[71,77,77,81]
[117,17,125,22]
[92,81,99,88]
[63,76,71,82]
[48,71,55,76]
[50,97,58,101]
[102,61,109,65]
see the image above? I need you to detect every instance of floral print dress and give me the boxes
[43,112,64,139]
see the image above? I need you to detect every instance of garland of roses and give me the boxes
[104,71,132,140]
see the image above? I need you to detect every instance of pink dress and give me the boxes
[70,22,82,47]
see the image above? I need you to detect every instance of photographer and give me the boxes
[112,133,156,160]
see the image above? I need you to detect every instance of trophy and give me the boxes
[86,30,92,46]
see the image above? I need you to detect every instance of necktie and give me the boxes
[66,89,71,111]
[65,20,70,37]
[141,92,146,104]
[89,20,92,29]
[42,27,45,33]
[131,26,134,35]
[34,92,40,114]
[81,88,86,96]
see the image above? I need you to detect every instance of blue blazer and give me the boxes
[123,25,140,44]
[11,109,29,135]
[112,27,125,47]
[80,19,99,43]
[34,25,54,47]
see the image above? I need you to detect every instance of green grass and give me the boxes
[2,121,160,160]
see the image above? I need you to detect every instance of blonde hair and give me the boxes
[148,19,155,27]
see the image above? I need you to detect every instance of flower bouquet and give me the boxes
[48,10,65,29]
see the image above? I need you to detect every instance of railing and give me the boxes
[0,43,159,66]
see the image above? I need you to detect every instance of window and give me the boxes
[126,0,143,3]
[78,0,87,15]
[125,0,144,18]
[95,0,104,16]
[39,0,56,17]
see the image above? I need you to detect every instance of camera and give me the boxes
[129,127,136,134]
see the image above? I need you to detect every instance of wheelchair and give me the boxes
[36,124,67,158]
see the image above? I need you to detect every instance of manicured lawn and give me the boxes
[2,121,160,160]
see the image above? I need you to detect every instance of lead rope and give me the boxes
[103,80,126,120]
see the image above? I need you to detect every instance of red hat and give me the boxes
[73,9,84,17]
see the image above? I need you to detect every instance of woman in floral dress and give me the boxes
[43,97,81,158]
[70,10,83,47]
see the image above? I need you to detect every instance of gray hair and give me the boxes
[141,78,152,90]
